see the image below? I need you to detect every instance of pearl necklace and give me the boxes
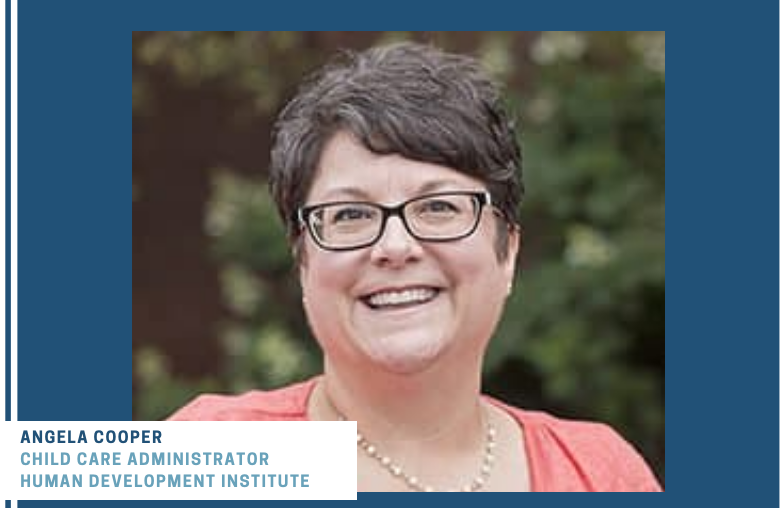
[352,412,497,492]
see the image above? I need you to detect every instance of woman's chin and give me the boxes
[359,332,449,375]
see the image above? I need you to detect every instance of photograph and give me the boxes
[133,31,665,492]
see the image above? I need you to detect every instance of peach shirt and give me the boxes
[168,378,662,492]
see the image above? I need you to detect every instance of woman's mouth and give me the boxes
[361,287,441,310]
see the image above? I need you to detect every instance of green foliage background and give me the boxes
[133,32,664,482]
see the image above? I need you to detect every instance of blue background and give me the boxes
[7,0,780,506]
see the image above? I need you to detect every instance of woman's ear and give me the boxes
[299,263,309,311]
[295,237,310,303]
[503,225,521,290]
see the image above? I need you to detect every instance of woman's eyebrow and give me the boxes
[316,180,471,202]
[416,180,468,194]
[317,186,373,202]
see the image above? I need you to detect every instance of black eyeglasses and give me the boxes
[297,190,492,252]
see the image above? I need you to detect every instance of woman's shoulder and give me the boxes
[165,378,317,421]
[490,399,662,492]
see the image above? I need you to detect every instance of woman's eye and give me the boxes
[420,199,459,214]
[332,207,373,223]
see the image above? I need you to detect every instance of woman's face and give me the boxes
[300,132,518,375]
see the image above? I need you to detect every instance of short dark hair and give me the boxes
[269,42,523,258]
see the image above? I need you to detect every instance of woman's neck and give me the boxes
[312,356,485,455]
[306,354,530,492]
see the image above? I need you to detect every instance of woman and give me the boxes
[169,42,662,492]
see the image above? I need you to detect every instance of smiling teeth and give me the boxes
[367,288,437,308]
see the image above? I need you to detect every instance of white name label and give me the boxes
[0,421,357,500]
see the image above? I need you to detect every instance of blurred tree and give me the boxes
[132,31,664,482]
[487,32,665,480]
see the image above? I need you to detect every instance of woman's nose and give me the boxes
[368,216,423,267]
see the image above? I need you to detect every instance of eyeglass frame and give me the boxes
[296,190,495,252]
